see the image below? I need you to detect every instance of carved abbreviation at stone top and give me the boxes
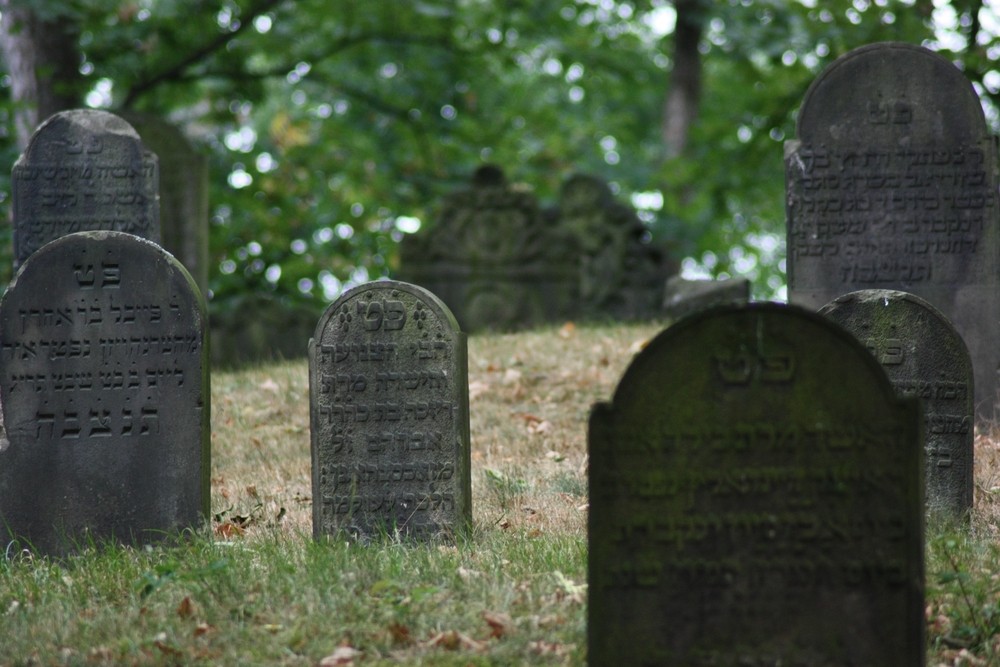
[821,289,974,519]
[0,231,209,556]
[588,303,924,666]
[310,280,471,540]
[12,109,160,267]
[786,42,1000,420]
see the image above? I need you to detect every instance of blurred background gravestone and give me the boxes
[398,166,674,331]
[11,109,160,266]
[589,303,924,665]
[785,42,1000,421]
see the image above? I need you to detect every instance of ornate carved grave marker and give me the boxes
[12,109,160,266]
[786,42,1000,420]
[589,303,924,666]
[310,280,471,540]
[0,232,209,556]
[821,289,973,519]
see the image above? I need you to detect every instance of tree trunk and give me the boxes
[662,0,705,159]
[0,2,81,149]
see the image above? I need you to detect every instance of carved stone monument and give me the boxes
[12,110,160,267]
[786,42,1000,420]
[310,280,471,540]
[0,231,209,556]
[398,166,672,331]
[820,289,973,519]
[589,303,924,666]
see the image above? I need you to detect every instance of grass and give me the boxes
[3,319,1000,665]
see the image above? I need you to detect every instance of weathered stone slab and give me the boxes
[820,289,973,519]
[662,275,750,320]
[589,303,924,666]
[309,280,471,540]
[786,42,1000,420]
[0,231,209,556]
[12,110,160,266]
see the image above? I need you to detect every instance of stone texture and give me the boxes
[589,303,924,666]
[785,42,1000,421]
[662,275,751,320]
[820,289,973,519]
[12,110,160,266]
[0,231,209,556]
[310,280,471,540]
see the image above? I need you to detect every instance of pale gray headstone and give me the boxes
[0,231,209,556]
[820,289,974,519]
[589,303,924,665]
[12,110,160,266]
[785,42,1000,421]
[309,280,471,540]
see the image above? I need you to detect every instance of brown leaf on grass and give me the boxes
[530,640,573,657]
[482,611,513,639]
[176,596,195,619]
[153,633,182,657]
[214,523,244,539]
[527,419,551,435]
[387,622,412,645]
[193,623,215,638]
[319,645,362,666]
[424,630,486,652]
[558,322,576,338]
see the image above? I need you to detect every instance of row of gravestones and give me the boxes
[0,40,987,664]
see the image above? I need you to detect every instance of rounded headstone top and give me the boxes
[17,109,144,163]
[796,42,987,145]
[314,279,462,341]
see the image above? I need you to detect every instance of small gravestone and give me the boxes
[309,280,471,540]
[0,231,209,556]
[589,303,924,665]
[820,289,973,519]
[662,275,751,320]
[12,110,160,266]
[786,42,1000,420]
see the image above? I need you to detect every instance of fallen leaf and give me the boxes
[482,611,513,639]
[388,622,411,645]
[319,645,361,666]
[530,640,573,657]
[152,633,182,657]
[468,380,490,400]
[558,321,576,338]
[176,596,195,619]
[214,523,244,539]
[425,630,486,652]
[528,420,551,435]
[193,623,215,637]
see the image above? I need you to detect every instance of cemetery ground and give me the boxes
[2,320,1000,666]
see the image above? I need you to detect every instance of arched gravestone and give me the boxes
[820,290,973,519]
[785,42,1000,421]
[12,109,160,266]
[588,304,924,666]
[0,232,209,556]
[309,280,471,540]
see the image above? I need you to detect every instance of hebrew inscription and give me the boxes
[310,280,471,540]
[12,109,160,266]
[0,232,209,556]
[589,304,924,665]
[786,42,1000,420]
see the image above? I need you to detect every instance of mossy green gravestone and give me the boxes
[821,290,973,519]
[12,110,160,267]
[588,304,924,666]
[786,42,1000,421]
[309,280,471,540]
[0,232,209,556]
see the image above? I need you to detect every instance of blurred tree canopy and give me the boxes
[0,0,994,311]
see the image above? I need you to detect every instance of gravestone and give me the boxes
[0,231,209,556]
[122,112,209,295]
[12,110,160,267]
[785,42,1000,421]
[589,303,924,666]
[662,275,751,320]
[309,280,471,540]
[820,289,973,519]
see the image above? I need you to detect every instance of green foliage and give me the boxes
[1,0,996,305]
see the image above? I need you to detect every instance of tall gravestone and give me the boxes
[309,280,471,540]
[12,110,160,267]
[589,303,924,666]
[0,232,209,556]
[821,289,973,519]
[786,42,1000,420]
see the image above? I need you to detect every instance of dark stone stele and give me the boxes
[12,109,160,267]
[588,303,924,666]
[0,231,210,556]
[820,290,973,518]
[662,275,751,321]
[309,280,471,540]
[785,42,1000,421]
